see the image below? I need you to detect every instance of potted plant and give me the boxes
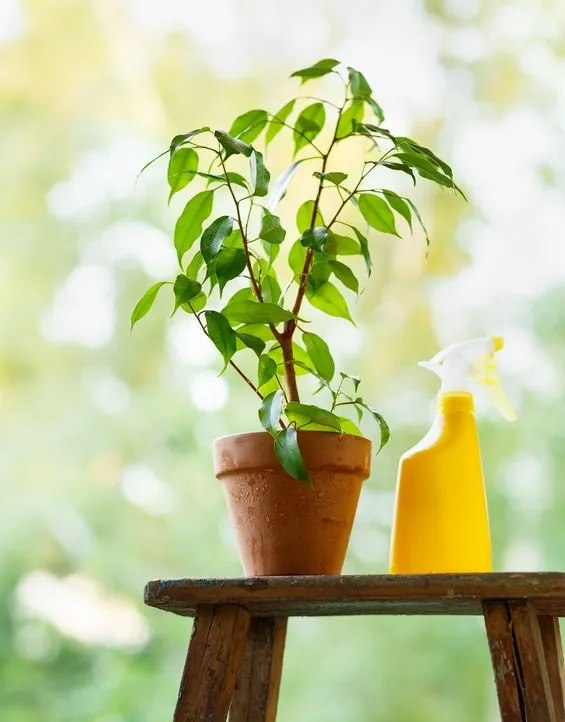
[132,59,463,576]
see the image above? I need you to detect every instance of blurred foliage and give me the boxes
[1,0,565,720]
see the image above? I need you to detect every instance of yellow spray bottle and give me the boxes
[389,336,516,574]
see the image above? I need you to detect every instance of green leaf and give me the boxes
[347,229,370,273]
[130,282,168,329]
[267,160,304,211]
[302,332,335,382]
[381,161,416,184]
[215,248,246,294]
[351,227,371,275]
[200,215,235,264]
[328,260,359,293]
[173,275,202,313]
[266,99,296,145]
[325,231,361,255]
[223,229,243,249]
[236,332,266,357]
[193,171,249,189]
[347,67,372,97]
[259,389,284,436]
[229,109,268,144]
[260,274,282,305]
[294,102,325,154]
[300,226,328,252]
[262,239,280,267]
[285,402,342,432]
[274,426,311,485]
[167,148,198,201]
[296,199,324,233]
[223,300,293,324]
[313,171,349,185]
[307,281,354,323]
[381,190,412,230]
[214,130,253,158]
[205,310,237,370]
[258,354,277,387]
[174,190,214,264]
[227,286,255,305]
[169,127,210,155]
[358,193,399,236]
[340,371,361,394]
[308,259,331,290]
[259,211,286,245]
[359,403,390,452]
[186,250,204,280]
[405,198,431,249]
[289,241,307,277]
[392,151,462,193]
[290,58,340,82]
[336,100,364,139]
[181,291,206,314]
[250,150,270,197]
[269,342,312,377]
[237,323,274,341]
[293,361,335,394]
[363,97,383,124]
[338,417,363,436]
[396,137,453,177]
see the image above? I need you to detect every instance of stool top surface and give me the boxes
[144,572,565,618]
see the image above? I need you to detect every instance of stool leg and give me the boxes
[484,601,525,722]
[174,605,251,722]
[229,617,288,722]
[509,601,556,722]
[538,616,565,722]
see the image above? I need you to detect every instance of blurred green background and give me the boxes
[2,0,565,720]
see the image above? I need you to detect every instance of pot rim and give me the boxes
[213,429,372,479]
[214,429,370,444]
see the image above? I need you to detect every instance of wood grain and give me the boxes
[174,605,250,722]
[229,617,287,722]
[509,601,555,722]
[483,601,524,722]
[144,573,565,618]
[539,616,565,722]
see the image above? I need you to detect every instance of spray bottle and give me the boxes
[389,336,516,574]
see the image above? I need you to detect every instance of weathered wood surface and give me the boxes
[173,605,250,722]
[483,601,524,722]
[509,601,556,722]
[539,616,565,721]
[484,600,565,722]
[229,617,287,722]
[145,573,565,618]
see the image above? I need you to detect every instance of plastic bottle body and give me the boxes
[389,393,492,574]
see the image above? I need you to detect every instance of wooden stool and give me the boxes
[144,573,565,721]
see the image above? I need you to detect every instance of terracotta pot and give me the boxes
[214,430,371,576]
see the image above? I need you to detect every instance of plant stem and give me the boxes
[289,103,347,322]
[279,101,347,403]
[298,95,341,110]
[188,303,264,401]
[220,156,264,305]
[266,117,324,156]
[279,334,300,402]
[326,163,374,230]
[220,154,283,351]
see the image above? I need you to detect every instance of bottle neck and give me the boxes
[437,392,474,415]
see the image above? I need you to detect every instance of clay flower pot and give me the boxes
[214,430,371,576]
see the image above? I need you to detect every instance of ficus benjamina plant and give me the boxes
[131,58,464,486]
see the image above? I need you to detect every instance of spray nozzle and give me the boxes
[419,336,516,421]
